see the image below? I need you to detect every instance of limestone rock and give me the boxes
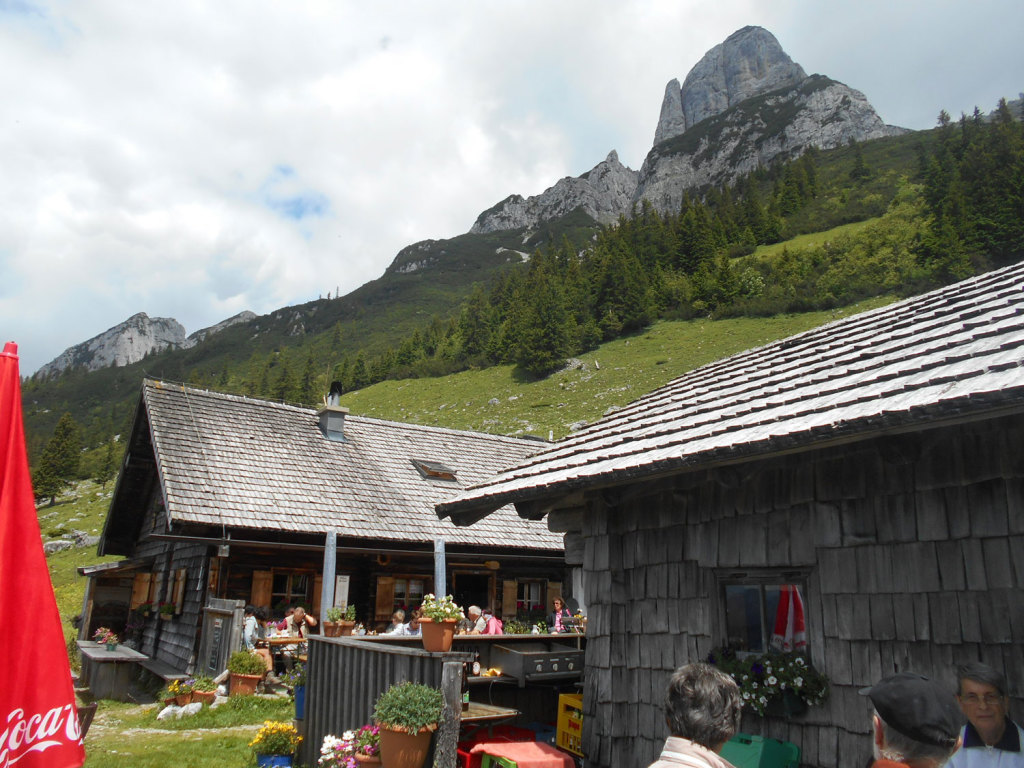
[469,151,639,234]
[636,75,905,215]
[675,26,806,140]
[184,311,256,346]
[34,312,187,379]
[654,79,687,146]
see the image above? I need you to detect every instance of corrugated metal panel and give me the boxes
[301,637,472,766]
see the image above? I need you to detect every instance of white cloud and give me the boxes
[0,0,1021,373]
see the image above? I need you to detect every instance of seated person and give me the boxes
[403,611,422,637]
[384,610,406,634]
[466,606,486,634]
[549,597,574,633]
[280,606,316,671]
[481,608,503,635]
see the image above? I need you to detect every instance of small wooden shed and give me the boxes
[439,263,1024,768]
[84,381,565,673]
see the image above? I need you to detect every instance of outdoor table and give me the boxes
[459,701,520,742]
[266,636,306,668]
[77,640,147,702]
[469,740,575,768]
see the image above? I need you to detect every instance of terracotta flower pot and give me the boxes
[229,672,263,696]
[338,619,356,636]
[192,690,216,706]
[379,727,433,768]
[355,753,382,765]
[322,621,341,637]
[175,693,193,706]
[419,618,456,652]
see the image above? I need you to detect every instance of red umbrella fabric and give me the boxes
[0,342,85,768]
[770,584,807,653]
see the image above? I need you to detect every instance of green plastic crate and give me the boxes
[720,733,800,768]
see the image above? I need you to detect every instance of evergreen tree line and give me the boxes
[321,105,1023,384]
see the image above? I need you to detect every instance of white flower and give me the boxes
[321,735,344,756]
[794,676,803,688]
[767,676,777,686]
[752,682,758,689]
[743,692,751,699]
[759,695,768,704]
[795,658,806,667]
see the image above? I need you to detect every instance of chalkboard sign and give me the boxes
[207,617,224,672]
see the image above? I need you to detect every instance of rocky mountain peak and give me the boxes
[656,25,807,145]
[33,309,256,379]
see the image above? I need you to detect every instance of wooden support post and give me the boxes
[436,659,462,768]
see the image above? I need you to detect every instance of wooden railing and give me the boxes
[302,636,472,767]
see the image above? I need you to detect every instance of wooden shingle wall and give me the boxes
[579,414,1024,768]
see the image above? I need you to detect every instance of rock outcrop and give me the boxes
[185,311,256,346]
[466,25,903,237]
[470,151,639,234]
[34,309,256,379]
[655,26,807,144]
[636,75,905,214]
[34,312,188,379]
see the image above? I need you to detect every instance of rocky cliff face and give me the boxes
[637,75,905,214]
[655,26,807,144]
[34,312,187,379]
[469,151,639,234]
[471,25,903,235]
[34,310,256,379]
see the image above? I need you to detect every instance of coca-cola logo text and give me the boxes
[0,705,80,768]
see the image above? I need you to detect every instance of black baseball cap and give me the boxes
[860,672,964,748]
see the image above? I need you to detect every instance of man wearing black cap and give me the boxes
[862,672,965,768]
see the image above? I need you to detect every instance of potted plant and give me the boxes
[158,602,176,620]
[351,724,381,765]
[707,647,829,717]
[135,601,155,619]
[249,720,302,767]
[319,726,381,767]
[167,678,194,706]
[191,675,217,705]
[373,681,443,768]
[418,594,463,652]
[228,650,267,696]
[324,605,358,637]
[92,626,119,651]
[282,663,306,719]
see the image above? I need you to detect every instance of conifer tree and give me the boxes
[33,412,82,506]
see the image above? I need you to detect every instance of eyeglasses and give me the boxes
[962,693,1003,706]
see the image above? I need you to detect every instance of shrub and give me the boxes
[373,682,443,734]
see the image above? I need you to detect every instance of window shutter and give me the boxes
[251,570,272,608]
[130,572,151,609]
[375,577,395,622]
[207,557,220,596]
[501,580,518,619]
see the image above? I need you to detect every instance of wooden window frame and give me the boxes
[714,568,811,654]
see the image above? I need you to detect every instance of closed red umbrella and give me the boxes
[0,342,86,768]
[770,584,806,653]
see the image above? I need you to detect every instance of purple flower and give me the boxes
[751,662,765,677]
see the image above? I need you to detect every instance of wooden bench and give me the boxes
[137,656,190,683]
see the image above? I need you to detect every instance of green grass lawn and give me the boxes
[82,696,296,768]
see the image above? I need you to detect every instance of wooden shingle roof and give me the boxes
[439,262,1024,523]
[141,381,560,550]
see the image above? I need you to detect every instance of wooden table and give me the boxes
[77,640,148,702]
[460,701,520,741]
[267,636,307,667]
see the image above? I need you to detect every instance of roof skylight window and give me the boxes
[411,459,458,481]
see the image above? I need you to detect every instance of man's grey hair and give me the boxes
[956,662,1008,697]
[875,711,958,766]
[664,663,742,750]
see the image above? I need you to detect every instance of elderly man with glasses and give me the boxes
[948,662,1024,768]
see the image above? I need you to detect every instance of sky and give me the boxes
[2,1,1022,374]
